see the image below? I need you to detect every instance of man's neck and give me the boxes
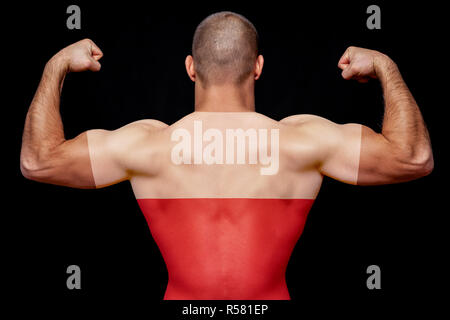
[194,81,256,112]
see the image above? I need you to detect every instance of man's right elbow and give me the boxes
[417,152,434,177]
[398,149,434,180]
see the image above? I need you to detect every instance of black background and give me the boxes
[4,0,447,317]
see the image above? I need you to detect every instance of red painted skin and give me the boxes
[137,198,314,300]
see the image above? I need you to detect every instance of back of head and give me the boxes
[192,11,258,87]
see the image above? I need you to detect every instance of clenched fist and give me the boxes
[337,46,394,83]
[51,38,103,73]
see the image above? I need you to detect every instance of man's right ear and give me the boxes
[185,55,196,82]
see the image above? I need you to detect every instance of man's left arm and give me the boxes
[20,39,125,188]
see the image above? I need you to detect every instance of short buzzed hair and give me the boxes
[192,11,259,87]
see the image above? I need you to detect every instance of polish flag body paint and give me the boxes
[87,112,362,300]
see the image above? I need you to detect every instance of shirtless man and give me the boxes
[20,12,433,300]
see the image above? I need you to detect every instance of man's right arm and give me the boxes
[284,47,433,185]
[353,47,433,184]
[335,47,433,185]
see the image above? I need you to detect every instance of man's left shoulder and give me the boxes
[130,119,169,130]
[113,119,169,146]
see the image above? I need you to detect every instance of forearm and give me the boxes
[375,56,433,165]
[21,54,68,170]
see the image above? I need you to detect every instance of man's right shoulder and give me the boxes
[278,114,344,153]
[279,114,337,134]
[280,114,328,126]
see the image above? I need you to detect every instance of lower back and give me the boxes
[137,198,314,299]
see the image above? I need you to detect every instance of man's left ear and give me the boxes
[254,55,264,80]
[185,55,196,82]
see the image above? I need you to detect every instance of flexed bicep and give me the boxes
[356,126,430,185]
[318,122,401,185]
[320,121,430,186]
[20,129,129,189]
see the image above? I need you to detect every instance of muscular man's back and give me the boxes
[21,34,432,301]
[116,112,324,299]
